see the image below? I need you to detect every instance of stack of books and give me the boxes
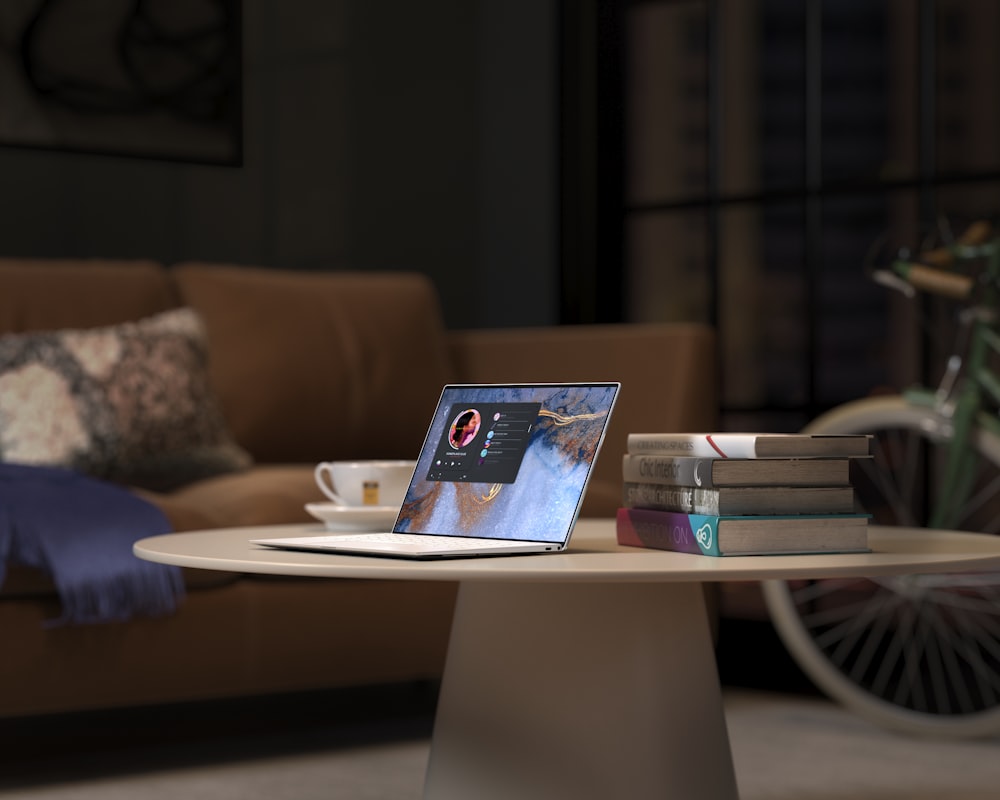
[615,433,872,557]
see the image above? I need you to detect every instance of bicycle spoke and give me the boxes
[843,597,898,686]
[920,614,954,715]
[795,593,887,632]
[807,590,904,681]
[947,603,1000,686]
[958,470,1000,533]
[867,601,910,704]
[933,603,1000,711]
[828,596,896,668]
[914,572,1000,590]
[924,601,978,714]
[887,603,928,712]
[787,577,869,605]
[934,593,1000,621]
[888,605,922,708]
[801,588,900,651]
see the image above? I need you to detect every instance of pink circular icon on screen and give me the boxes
[449,409,482,448]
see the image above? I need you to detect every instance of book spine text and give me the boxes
[615,507,720,556]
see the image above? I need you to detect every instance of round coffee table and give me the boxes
[135,520,1000,800]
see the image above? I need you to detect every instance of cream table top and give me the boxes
[134,518,1000,582]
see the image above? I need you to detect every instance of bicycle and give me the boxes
[762,220,1000,738]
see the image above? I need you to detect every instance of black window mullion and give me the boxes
[707,0,721,330]
[918,0,936,216]
[804,0,823,420]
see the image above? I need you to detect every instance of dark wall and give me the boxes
[0,0,558,330]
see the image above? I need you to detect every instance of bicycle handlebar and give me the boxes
[891,261,975,300]
[917,220,993,267]
[879,221,994,300]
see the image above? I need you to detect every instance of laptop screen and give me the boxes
[395,383,619,543]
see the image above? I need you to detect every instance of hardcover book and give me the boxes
[622,482,856,516]
[615,507,870,557]
[621,454,854,487]
[626,432,871,458]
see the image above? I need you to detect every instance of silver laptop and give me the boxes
[252,382,620,559]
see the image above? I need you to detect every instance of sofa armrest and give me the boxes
[447,323,718,517]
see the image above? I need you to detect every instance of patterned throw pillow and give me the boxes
[0,308,252,490]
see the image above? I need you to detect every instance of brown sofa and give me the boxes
[0,258,718,718]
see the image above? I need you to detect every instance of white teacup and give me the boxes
[313,460,415,508]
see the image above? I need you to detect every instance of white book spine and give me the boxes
[627,433,763,458]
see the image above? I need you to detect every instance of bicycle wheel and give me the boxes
[762,394,1000,737]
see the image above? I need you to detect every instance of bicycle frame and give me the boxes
[896,236,1000,529]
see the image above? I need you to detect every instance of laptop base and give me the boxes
[252,533,561,559]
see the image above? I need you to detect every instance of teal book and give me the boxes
[615,506,870,557]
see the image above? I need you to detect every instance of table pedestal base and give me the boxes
[423,580,739,800]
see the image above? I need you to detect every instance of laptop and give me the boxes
[252,382,620,559]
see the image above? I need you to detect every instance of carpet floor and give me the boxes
[2,686,999,800]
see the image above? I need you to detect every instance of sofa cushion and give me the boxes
[0,308,252,490]
[0,258,177,334]
[171,264,457,463]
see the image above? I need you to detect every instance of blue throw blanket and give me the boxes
[0,463,184,626]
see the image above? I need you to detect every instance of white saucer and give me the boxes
[304,503,399,532]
